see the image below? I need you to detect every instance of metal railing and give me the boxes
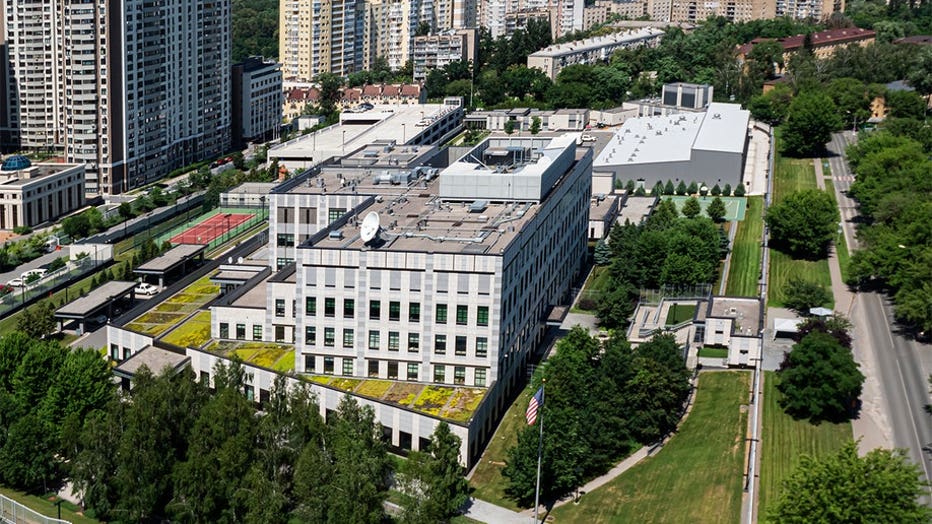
[0,494,71,524]
[0,256,106,319]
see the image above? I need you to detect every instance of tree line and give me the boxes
[503,328,691,505]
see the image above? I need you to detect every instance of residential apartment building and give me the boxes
[528,27,665,80]
[737,27,875,75]
[0,156,85,230]
[595,0,647,20]
[435,0,478,30]
[503,8,551,39]
[484,0,582,39]
[669,0,775,23]
[279,0,366,80]
[364,0,434,72]
[2,0,231,194]
[412,29,478,81]
[232,57,283,149]
[774,0,843,19]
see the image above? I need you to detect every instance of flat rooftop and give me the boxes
[231,275,270,308]
[0,163,82,187]
[114,346,189,377]
[617,195,657,225]
[136,244,206,273]
[709,296,762,337]
[529,27,664,58]
[56,280,137,318]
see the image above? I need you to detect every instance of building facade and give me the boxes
[232,57,283,149]
[527,27,665,80]
[0,156,85,230]
[412,29,478,81]
[279,0,366,81]
[737,27,875,75]
[2,0,231,194]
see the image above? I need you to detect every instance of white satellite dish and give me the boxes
[360,211,381,243]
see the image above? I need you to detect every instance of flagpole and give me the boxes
[534,380,545,523]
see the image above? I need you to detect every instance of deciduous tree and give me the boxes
[765,189,839,258]
[778,331,863,422]
[781,92,843,156]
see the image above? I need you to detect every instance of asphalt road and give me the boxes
[0,249,62,287]
[826,132,860,251]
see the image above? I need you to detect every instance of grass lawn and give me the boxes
[550,372,749,524]
[772,137,818,204]
[767,250,833,309]
[573,265,612,314]
[0,486,100,524]
[470,384,535,511]
[823,178,851,284]
[124,275,219,337]
[698,347,729,358]
[758,371,852,517]
[665,303,697,325]
[726,196,764,297]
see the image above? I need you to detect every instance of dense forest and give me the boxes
[232,0,279,62]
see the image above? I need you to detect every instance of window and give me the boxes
[477,306,489,326]
[236,324,246,340]
[245,384,255,402]
[306,297,316,316]
[276,258,293,270]
[436,304,447,324]
[388,361,399,379]
[343,329,354,348]
[110,344,119,360]
[454,366,466,385]
[368,359,379,377]
[253,325,262,341]
[324,327,335,346]
[328,208,346,223]
[475,369,486,387]
[434,334,446,355]
[369,300,381,319]
[343,299,355,318]
[456,305,468,325]
[408,333,419,352]
[455,336,467,356]
[389,301,401,321]
[324,298,336,317]
[277,207,294,223]
[324,356,334,374]
[219,323,229,338]
[407,363,419,381]
[300,206,317,224]
[305,354,315,372]
[305,326,316,345]
[409,302,420,322]
[476,337,488,358]
[277,233,294,247]
[342,358,354,376]
[388,331,400,351]
[275,299,285,317]
[275,326,286,342]
[368,330,380,350]
[434,365,445,383]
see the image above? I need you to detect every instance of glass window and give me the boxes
[110,344,119,361]
[328,208,346,223]
[344,299,355,318]
[305,297,316,316]
[434,334,446,355]
[455,336,467,356]
[407,363,419,381]
[388,331,400,351]
[324,356,334,374]
[454,366,466,385]
[343,329,354,348]
[436,303,447,324]
[475,369,486,387]
[368,330,380,350]
[409,302,420,322]
[408,333,419,352]
[275,299,285,317]
[275,326,285,342]
[477,306,489,326]
[456,305,468,325]
[305,326,316,345]
[434,365,445,383]
[219,322,229,339]
[388,361,399,379]
[389,301,401,321]
[236,324,246,340]
[368,360,379,377]
[342,358,354,376]
[304,355,315,372]
[245,385,255,402]
[253,325,262,341]
[277,233,294,247]
[324,327,335,347]
[476,337,488,358]
[369,300,381,320]
[324,298,336,317]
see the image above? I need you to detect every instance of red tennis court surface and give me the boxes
[171,213,254,245]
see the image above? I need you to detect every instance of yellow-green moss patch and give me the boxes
[441,388,486,422]
[162,311,212,348]
[413,386,456,415]
[356,380,393,399]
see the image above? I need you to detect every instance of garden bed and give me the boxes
[161,311,212,348]
[125,274,220,337]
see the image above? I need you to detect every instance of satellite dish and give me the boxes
[360,212,381,243]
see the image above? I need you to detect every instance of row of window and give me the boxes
[305,326,489,358]
[219,323,263,341]
[304,355,487,386]
[298,297,489,326]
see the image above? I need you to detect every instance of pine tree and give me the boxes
[706,196,727,223]
[681,197,701,218]
[676,181,688,195]
[594,239,612,265]
[723,183,732,196]
[664,180,675,195]
[651,182,664,197]
[711,184,721,196]
[734,183,746,197]
[687,181,699,195]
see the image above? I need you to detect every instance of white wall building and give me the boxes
[412,29,478,82]
[232,57,283,148]
[527,27,665,80]
[0,156,85,230]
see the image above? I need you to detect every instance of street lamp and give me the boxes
[342,130,346,154]
[402,123,406,143]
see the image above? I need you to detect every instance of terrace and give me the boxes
[124,275,221,337]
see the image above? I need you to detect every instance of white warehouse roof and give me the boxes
[692,103,751,153]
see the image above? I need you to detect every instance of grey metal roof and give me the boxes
[135,244,207,274]
[114,345,189,377]
[55,280,137,319]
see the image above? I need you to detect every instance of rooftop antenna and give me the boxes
[360,211,381,244]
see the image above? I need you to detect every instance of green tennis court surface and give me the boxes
[664,196,747,221]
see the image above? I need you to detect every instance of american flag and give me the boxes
[526,386,544,425]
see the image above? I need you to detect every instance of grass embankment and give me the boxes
[758,371,852,516]
[469,385,535,511]
[726,196,764,297]
[550,372,749,523]
[0,486,100,524]
[823,178,851,284]
[768,143,832,308]
[572,265,612,314]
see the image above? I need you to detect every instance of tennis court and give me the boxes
[170,212,254,245]
[664,196,747,221]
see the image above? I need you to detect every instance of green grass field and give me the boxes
[550,372,749,524]
[469,385,534,511]
[0,487,100,524]
[666,303,697,325]
[726,196,764,297]
[698,347,729,358]
[758,371,852,517]
[773,142,818,204]
[823,178,851,284]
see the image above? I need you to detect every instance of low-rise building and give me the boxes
[232,57,284,149]
[527,27,665,80]
[0,156,85,230]
[737,27,875,75]
[412,29,478,82]
[637,82,713,117]
[465,108,589,132]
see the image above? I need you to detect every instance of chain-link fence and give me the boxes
[0,494,71,524]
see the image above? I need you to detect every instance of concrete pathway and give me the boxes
[718,219,740,296]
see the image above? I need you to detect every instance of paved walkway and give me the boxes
[718,219,740,295]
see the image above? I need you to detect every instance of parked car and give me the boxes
[580,134,597,142]
[21,268,47,280]
[134,283,159,296]
[7,278,23,287]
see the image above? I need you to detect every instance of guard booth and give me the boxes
[55,280,137,333]
[134,244,207,289]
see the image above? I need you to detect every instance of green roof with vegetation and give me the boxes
[124,275,220,336]
[203,340,295,373]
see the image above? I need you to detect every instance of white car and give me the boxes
[580,134,597,142]
[21,268,47,281]
[7,278,23,287]
[134,283,159,296]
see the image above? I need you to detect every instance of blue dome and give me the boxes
[1,155,31,171]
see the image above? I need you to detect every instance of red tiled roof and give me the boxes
[343,88,362,101]
[362,85,382,96]
[286,87,319,102]
[738,27,875,56]
[382,84,401,96]
[894,35,932,45]
[400,84,421,96]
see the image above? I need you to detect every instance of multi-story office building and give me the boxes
[232,57,283,149]
[412,29,477,81]
[2,0,231,194]
[0,155,85,230]
[528,27,665,80]
[280,0,366,81]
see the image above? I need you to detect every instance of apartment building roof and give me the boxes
[737,27,875,56]
[529,27,664,58]
[0,162,83,187]
[894,35,932,45]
